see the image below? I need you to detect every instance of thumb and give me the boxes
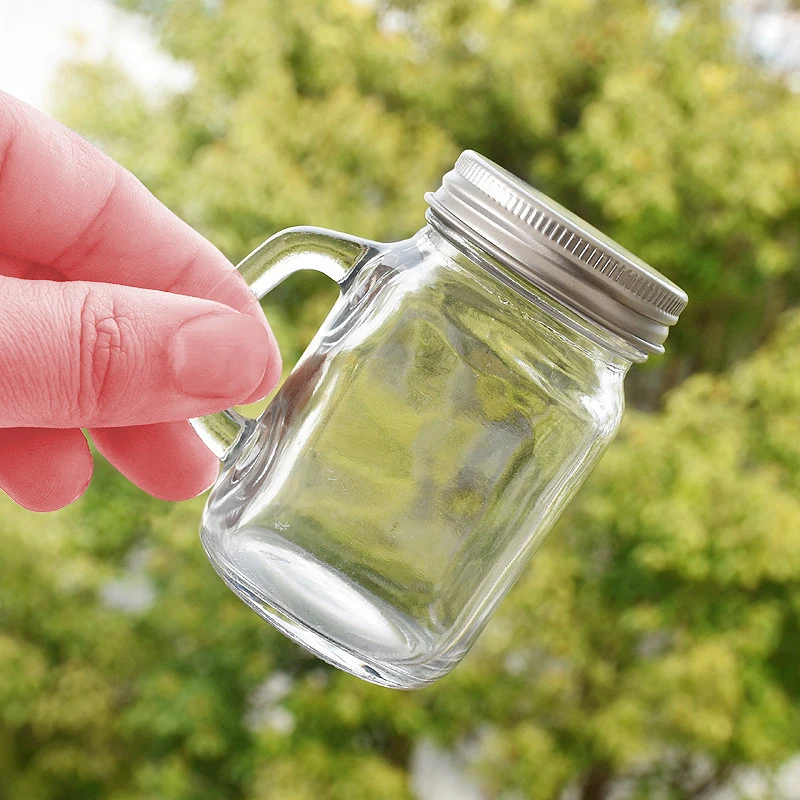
[0,276,280,428]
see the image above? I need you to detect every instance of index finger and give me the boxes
[0,90,277,400]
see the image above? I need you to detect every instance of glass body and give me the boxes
[200,224,634,688]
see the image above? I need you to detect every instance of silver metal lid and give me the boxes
[425,151,687,357]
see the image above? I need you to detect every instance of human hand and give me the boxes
[0,91,281,511]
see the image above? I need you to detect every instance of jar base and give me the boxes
[201,525,458,689]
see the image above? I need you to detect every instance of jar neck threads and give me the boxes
[423,214,640,369]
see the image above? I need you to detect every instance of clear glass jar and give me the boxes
[193,152,687,688]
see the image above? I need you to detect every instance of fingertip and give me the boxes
[91,421,220,502]
[171,311,275,404]
[0,428,93,512]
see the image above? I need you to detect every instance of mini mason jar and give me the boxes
[192,151,687,688]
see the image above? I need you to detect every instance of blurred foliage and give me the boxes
[2,0,798,798]
[3,311,800,799]
[55,0,800,391]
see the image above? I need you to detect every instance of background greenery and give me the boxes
[2,0,799,798]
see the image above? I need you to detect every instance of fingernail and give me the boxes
[171,312,270,400]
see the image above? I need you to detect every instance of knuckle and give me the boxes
[74,287,138,422]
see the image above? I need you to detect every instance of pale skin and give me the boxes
[0,91,282,512]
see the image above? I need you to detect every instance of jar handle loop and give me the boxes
[190,226,386,461]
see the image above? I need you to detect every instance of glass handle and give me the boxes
[190,226,386,461]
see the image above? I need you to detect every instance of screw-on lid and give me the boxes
[425,151,687,358]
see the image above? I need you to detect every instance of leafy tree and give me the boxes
[56,0,800,396]
[2,1,798,799]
